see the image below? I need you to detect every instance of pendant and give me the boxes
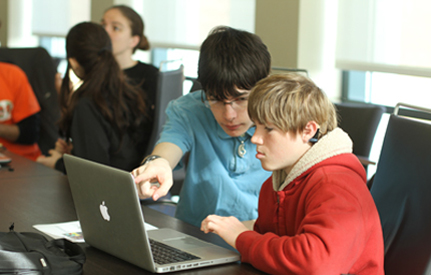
[238,141,246,158]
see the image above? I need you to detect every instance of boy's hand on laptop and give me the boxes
[201,215,249,249]
[132,158,173,201]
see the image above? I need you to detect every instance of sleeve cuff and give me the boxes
[235,230,261,263]
[55,157,66,174]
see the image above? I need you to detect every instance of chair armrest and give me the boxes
[356,155,376,166]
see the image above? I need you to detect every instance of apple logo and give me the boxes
[99,201,110,221]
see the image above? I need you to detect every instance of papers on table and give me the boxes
[33,221,84,242]
[33,220,158,243]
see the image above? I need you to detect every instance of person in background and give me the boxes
[132,26,272,227]
[0,62,41,161]
[201,74,384,275]
[101,5,158,117]
[53,6,158,157]
[37,22,149,173]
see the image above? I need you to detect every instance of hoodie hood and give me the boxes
[272,127,353,191]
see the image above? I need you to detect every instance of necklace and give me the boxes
[237,134,248,158]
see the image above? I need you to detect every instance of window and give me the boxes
[141,0,256,50]
[137,0,257,95]
[338,0,431,178]
[336,0,431,76]
[152,47,200,94]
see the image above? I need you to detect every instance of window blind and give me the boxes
[140,0,256,50]
[32,0,90,37]
[336,0,431,77]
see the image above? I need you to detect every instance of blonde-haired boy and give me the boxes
[201,74,384,275]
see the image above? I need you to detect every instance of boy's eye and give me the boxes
[265,127,273,132]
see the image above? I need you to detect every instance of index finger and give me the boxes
[131,164,152,182]
[152,180,171,201]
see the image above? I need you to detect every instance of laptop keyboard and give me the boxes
[149,238,201,265]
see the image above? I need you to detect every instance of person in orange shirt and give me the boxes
[0,62,42,161]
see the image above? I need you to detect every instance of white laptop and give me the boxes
[63,154,240,273]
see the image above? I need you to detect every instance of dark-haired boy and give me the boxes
[132,26,272,227]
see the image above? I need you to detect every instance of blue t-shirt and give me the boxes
[158,91,271,227]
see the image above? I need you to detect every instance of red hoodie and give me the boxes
[236,128,384,275]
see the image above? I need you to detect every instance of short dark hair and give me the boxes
[198,26,271,100]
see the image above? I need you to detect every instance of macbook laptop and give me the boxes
[63,154,240,273]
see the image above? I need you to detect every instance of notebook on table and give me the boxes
[63,154,240,273]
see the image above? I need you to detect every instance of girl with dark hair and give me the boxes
[101,5,158,114]
[37,22,150,173]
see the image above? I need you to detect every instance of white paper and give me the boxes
[33,220,158,243]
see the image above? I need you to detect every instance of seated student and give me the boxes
[102,5,158,131]
[132,26,272,227]
[52,6,158,159]
[201,74,385,275]
[37,22,149,173]
[0,62,42,161]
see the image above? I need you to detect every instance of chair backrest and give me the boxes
[0,47,60,155]
[370,103,431,275]
[145,64,184,156]
[185,76,202,93]
[335,102,385,159]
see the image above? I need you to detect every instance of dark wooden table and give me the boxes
[0,151,263,274]
[0,150,63,179]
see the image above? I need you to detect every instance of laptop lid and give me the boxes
[63,154,239,273]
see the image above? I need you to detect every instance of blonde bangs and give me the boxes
[248,74,337,135]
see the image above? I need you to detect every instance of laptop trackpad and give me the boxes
[164,237,209,250]
[149,228,210,250]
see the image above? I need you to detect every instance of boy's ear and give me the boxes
[302,121,319,143]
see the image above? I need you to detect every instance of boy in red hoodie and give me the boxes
[201,74,384,275]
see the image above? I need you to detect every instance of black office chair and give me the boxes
[370,103,431,275]
[0,47,60,155]
[185,76,201,93]
[145,64,184,156]
[142,63,185,216]
[334,102,385,175]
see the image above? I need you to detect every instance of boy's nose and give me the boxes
[223,104,237,121]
